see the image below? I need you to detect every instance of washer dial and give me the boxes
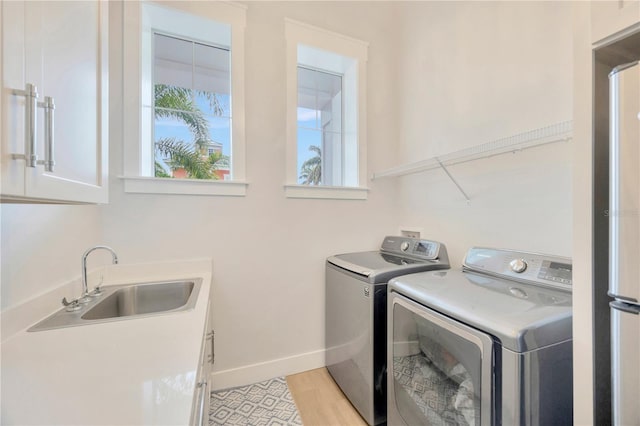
[510,258,528,273]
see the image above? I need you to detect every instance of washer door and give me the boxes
[387,292,494,426]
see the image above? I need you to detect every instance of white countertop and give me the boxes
[1,259,212,425]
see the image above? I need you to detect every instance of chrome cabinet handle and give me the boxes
[38,96,55,172]
[11,83,39,167]
[207,330,215,365]
[10,85,56,172]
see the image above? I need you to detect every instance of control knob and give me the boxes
[509,258,528,273]
[400,241,410,252]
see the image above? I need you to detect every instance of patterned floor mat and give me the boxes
[210,377,303,426]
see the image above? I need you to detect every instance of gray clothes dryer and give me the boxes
[326,236,450,426]
[387,247,573,426]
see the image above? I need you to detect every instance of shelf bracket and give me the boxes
[436,158,470,203]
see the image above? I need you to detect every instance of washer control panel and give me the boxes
[381,236,442,261]
[537,260,573,286]
[463,247,572,291]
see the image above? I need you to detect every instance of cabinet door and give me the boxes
[1,1,108,203]
[1,1,27,197]
[204,300,214,403]
[592,0,640,44]
[192,300,213,426]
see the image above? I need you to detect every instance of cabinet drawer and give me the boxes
[191,300,212,426]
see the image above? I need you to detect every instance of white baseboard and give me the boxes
[211,348,326,390]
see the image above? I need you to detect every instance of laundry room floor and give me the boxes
[286,368,368,426]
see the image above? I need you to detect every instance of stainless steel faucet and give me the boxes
[80,245,118,302]
[62,245,119,310]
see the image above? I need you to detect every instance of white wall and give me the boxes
[391,1,574,263]
[1,204,103,310]
[104,1,401,386]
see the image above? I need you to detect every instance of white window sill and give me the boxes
[121,176,248,196]
[284,184,368,200]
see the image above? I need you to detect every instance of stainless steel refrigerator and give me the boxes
[609,60,640,426]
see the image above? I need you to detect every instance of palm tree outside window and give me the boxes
[297,66,342,186]
[153,33,232,180]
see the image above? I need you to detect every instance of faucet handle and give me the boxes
[89,273,104,297]
[61,297,82,312]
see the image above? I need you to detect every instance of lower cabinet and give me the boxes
[191,301,214,426]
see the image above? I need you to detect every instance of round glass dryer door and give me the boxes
[390,294,494,426]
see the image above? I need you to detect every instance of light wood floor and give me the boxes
[286,368,368,426]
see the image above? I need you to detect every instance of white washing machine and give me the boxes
[387,247,573,426]
[326,236,450,425]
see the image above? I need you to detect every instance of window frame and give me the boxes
[122,1,247,196]
[285,18,369,200]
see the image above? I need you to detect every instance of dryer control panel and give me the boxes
[463,247,572,291]
[380,236,443,261]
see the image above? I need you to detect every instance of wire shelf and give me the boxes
[371,120,573,181]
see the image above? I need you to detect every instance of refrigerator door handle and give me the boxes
[609,292,639,304]
[611,300,640,314]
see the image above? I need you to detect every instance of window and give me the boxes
[153,33,231,181]
[285,19,368,200]
[122,1,247,196]
[297,67,342,185]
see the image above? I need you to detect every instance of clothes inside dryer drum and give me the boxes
[393,353,477,426]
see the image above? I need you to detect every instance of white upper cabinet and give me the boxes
[1,1,108,203]
[592,0,640,44]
